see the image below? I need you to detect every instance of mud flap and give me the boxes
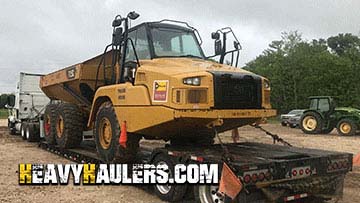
[219,162,243,200]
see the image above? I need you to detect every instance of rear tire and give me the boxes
[94,102,140,163]
[153,154,187,202]
[44,104,58,145]
[337,119,357,136]
[55,103,83,148]
[21,122,27,140]
[26,123,40,142]
[300,112,323,134]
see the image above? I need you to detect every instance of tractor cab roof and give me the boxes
[308,96,338,100]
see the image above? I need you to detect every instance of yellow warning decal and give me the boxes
[153,80,169,102]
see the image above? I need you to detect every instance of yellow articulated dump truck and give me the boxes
[40,11,276,162]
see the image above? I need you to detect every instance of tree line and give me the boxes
[0,94,15,108]
[244,32,360,114]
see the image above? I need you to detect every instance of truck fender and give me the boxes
[302,110,325,120]
[87,96,112,128]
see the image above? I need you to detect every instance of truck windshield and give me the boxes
[150,27,204,59]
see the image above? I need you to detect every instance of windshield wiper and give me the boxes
[177,54,203,59]
[155,55,204,59]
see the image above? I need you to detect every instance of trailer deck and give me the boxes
[38,138,352,203]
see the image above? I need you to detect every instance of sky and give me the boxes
[0,0,359,93]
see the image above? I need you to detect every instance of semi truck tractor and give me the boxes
[7,72,50,141]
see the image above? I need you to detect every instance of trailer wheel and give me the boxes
[300,112,323,134]
[153,154,187,202]
[21,122,27,140]
[26,123,40,142]
[44,104,58,145]
[55,103,83,148]
[337,119,357,136]
[194,185,226,203]
[94,102,140,163]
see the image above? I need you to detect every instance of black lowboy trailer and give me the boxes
[38,139,352,203]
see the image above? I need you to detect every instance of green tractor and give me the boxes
[300,96,360,136]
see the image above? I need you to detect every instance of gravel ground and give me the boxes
[0,119,359,202]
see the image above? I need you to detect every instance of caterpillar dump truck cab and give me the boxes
[40,12,276,162]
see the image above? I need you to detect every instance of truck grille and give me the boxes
[209,71,262,109]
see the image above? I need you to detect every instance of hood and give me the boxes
[139,58,257,76]
[335,107,360,114]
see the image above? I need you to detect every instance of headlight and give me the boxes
[263,80,270,89]
[183,77,201,86]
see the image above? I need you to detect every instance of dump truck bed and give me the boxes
[40,52,114,106]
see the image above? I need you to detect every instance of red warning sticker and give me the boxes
[153,80,169,102]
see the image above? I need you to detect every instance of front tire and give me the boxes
[337,119,357,136]
[94,102,140,163]
[300,112,323,134]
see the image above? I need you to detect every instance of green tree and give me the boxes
[245,32,360,113]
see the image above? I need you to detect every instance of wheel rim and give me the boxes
[99,117,112,149]
[339,122,351,134]
[302,116,317,131]
[155,161,172,195]
[45,115,51,136]
[56,115,64,138]
[198,185,225,203]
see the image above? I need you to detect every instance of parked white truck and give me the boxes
[7,72,49,141]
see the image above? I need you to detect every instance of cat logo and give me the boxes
[153,80,169,102]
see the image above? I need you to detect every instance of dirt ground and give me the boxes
[0,119,359,203]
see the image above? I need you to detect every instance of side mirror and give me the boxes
[128,11,140,20]
[112,27,123,45]
[211,32,220,40]
[7,94,15,107]
[214,40,222,55]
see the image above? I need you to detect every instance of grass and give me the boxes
[0,109,8,119]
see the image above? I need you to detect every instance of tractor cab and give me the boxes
[308,96,336,116]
